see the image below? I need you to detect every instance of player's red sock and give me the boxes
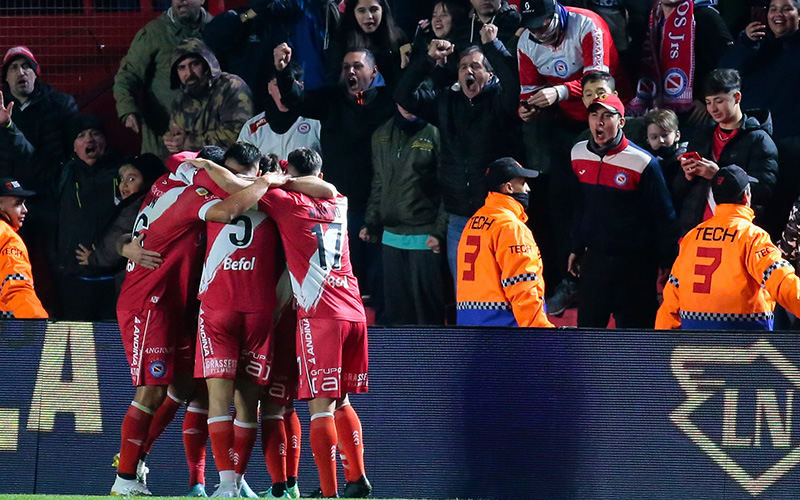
[183,406,208,486]
[233,419,259,475]
[119,402,155,476]
[208,416,235,474]
[310,412,338,497]
[335,404,365,482]
[261,415,287,484]
[285,410,302,480]
[142,391,181,455]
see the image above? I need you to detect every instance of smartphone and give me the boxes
[520,100,532,110]
[751,6,768,25]
[679,151,701,162]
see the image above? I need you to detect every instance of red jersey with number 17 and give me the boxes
[117,170,220,311]
[258,189,365,322]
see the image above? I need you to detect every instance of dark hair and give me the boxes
[340,0,405,54]
[458,46,493,73]
[197,145,226,165]
[581,71,616,91]
[224,142,262,171]
[344,47,377,68]
[260,153,282,174]
[268,59,305,83]
[431,1,467,39]
[705,68,741,96]
[121,153,166,191]
[287,148,323,177]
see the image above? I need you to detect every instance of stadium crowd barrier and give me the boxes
[1,320,798,499]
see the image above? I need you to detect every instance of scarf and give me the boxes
[630,0,696,113]
[588,130,624,157]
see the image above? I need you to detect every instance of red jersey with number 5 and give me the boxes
[117,171,220,311]
[258,189,365,322]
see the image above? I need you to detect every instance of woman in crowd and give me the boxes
[327,0,407,88]
[406,0,466,85]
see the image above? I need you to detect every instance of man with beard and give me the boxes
[273,43,394,320]
[394,25,521,289]
[164,38,254,155]
[456,158,553,328]
[51,114,121,320]
[237,60,322,159]
[114,0,212,157]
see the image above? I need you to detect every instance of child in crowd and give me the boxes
[75,153,165,294]
[644,108,687,210]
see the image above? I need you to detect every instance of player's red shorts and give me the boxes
[118,307,196,386]
[296,317,368,400]
[266,305,299,405]
[195,303,273,384]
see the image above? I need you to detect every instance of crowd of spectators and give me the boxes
[3,0,800,327]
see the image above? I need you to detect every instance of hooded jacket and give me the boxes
[394,38,522,218]
[679,110,779,237]
[0,81,77,195]
[168,38,255,152]
[113,7,212,155]
[452,1,521,49]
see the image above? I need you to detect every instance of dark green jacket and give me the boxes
[365,117,446,242]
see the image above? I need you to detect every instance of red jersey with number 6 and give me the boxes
[257,189,365,322]
[117,170,220,311]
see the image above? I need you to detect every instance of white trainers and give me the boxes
[111,476,153,496]
[237,477,258,498]
[211,481,239,497]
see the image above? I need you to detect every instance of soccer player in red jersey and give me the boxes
[111,145,291,496]
[211,147,372,498]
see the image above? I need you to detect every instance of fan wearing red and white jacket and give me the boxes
[517,0,629,124]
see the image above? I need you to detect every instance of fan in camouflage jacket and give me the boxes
[165,38,254,153]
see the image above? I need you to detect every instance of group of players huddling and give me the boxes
[111,143,372,499]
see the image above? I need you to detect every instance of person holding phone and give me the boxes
[674,68,778,238]
[720,0,800,235]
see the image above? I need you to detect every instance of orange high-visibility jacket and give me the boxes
[0,219,48,319]
[656,204,800,330]
[456,192,553,328]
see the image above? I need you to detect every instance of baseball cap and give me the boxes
[520,0,557,29]
[711,165,758,205]
[485,157,539,188]
[588,93,625,116]
[2,46,39,80]
[0,178,36,198]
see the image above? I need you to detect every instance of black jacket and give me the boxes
[394,38,522,217]
[679,110,779,236]
[276,68,395,213]
[452,2,521,50]
[0,81,77,196]
[51,153,121,277]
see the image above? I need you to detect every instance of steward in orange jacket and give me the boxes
[0,178,47,318]
[656,166,800,330]
[456,158,553,328]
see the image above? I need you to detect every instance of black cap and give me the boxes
[485,157,539,189]
[69,114,105,142]
[520,0,557,29]
[0,178,35,198]
[711,165,758,205]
